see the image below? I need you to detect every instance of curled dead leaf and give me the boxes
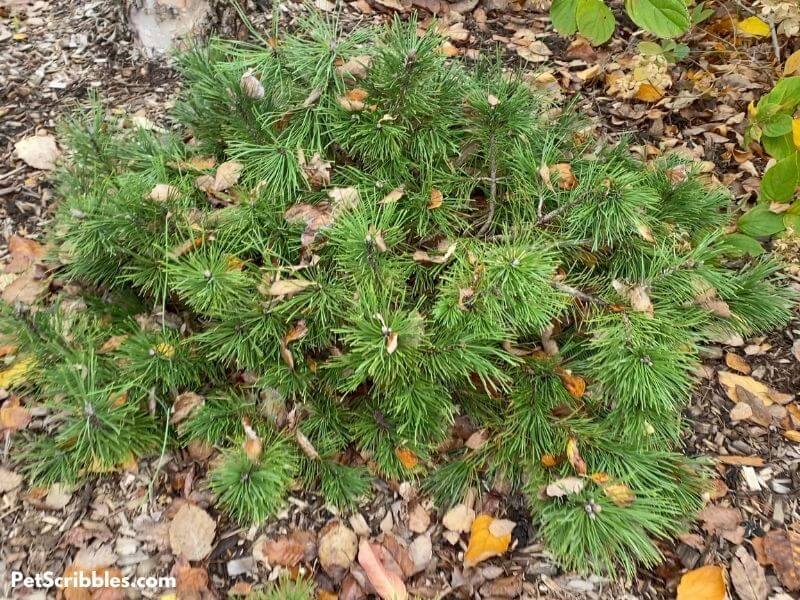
[464,515,512,568]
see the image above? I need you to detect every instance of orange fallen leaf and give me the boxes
[464,514,513,568]
[551,163,577,190]
[724,353,750,374]
[676,565,726,600]
[428,188,443,209]
[0,396,31,432]
[635,83,663,103]
[395,447,419,470]
[603,483,635,507]
[357,539,408,600]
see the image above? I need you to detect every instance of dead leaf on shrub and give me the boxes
[214,161,244,191]
[676,564,726,600]
[566,437,587,475]
[171,392,204,424]
[545,477,585,498]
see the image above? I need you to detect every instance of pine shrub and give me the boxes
[3,13,795,577]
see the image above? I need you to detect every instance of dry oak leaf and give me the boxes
[676,565,726,600]
[357,539,408,600]
[0,396,31,431]
[0,356,35,390]
[255,530,316,567]
[318,521,358,578]
[168,504,216,561]
[730,546,768,600]
[463,514,514,568]
[171,392,204,424]
[6,235,46,274]
[763,527,800,591]
[15,134,60,170]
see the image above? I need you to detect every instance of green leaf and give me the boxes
[762,132,795,160]
[576,0,615,45]
[551,0,579,35]
[625,0,691,38]
[784,212,800,232]
[691,2,714,25]
[756,77,800,117]
[719,233,764,257]
[762,113,793,137]
[737,205,787,237]
[761,151,800,202]
[638,41,663,55]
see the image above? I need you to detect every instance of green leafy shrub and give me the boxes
[551,0,712,46]
[2,13,794,577]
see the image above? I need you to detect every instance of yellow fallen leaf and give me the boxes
[635,83,663,103]
[736,16,771,37]
[783,430,800,442]
[464,514,513,568]
[676,565,726,600]
[792,119,800,148]
[787,50,800,76]
[395,447,419,469]
[603,483,635,507]
[154,343,175,359]
[0,356,35,389]
[717,371,777,406]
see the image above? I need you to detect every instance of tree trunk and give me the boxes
[123,0,248,56]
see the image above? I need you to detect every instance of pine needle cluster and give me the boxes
[2,12,794,577]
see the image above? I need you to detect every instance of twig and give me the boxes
[551,281,609,306]
[477,136,498,236]
[537,191,587,226]
[768,15,781,63]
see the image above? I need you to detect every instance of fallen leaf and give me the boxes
[240,72,265,99]
[784,430,800,442]
[557,369,585,398]
[612,280,653,316]
[718,371,782,406]
[545,477,585,498]
[266,278,318,296]
[407,504,430,534]
[299,150,332,189]
[168,156,216,171]
[725,353,750,374]
[716,455,765,466]
[730,546,768,600]
[786,50,800,76]
[358,539,408,600]
[394,447,418,469]
[242,418,262,462]
[254,530,316,567]
[463,514,512,568]
[730,402,753,422]
[174,561,210,598]
[763,527,800,591]
[0,467,23,493]
[736,16,771,37]
[698,504,744,544]
[676,565,726,600]
[0,356,35,390]
[149,184,180,202]
[408,534,432,574]
[428,188,443,209]
[171,392,204,424]
[635,83,663,103]
[603,483,635,507]
[319,521,358,580]
[551,163,577,190]
[15,134,60,170]
[5,235,46,274]
[214,161,244,191]
[169,504,216,561]
[380,187,405,204]
[0,396,31,431]
[337,55,371,79]
[442,503,475,533]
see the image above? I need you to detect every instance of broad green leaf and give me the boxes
[762,133,795,160]
[756,77,800,116]
[761,151,800,202]
[638,41,663,55]
[576,0,615,45]
[784,212,800,232]
[763,113,793,137]
[625,0,690,39]
[737,205,787,237]
[691,2,714,25]
[551,0,579,35]
[719,233,764,257]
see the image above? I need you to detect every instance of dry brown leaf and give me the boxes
[0,467,23,493]
[428,188,443,209]
[240,72,265,99]
[15,134,60,170]
[717,371,780,406]
[463,514,512,568]
[763,527,800,591]
[5,235,46,274]
[62,563,124,600]
[784,430,800,442]
[171,392,204,424]
[284,203,334,248]
[385,331,398,355]
[557,369,585,398]
[0,396,31,431]
[296,429,320,460]
[318,521,358,579]
[730,546,768,600]
[380,186,405,204]
[603,483,635,507]
[694,288,732,318]
[716,455,765,466]
[242,418,262,462]
[168,156,216,171]
[337,55,371,79]
[725,352,750,374]
[299,150,332,189]
[2,270,48,306]
[174,561,210,598]
[676,565,726,600]
[734,385,773,427]
[169,503,216,561]
[699,504,744,544]
[255,530,316,567]
[551,163,577,190]
[358,539,408,600]
[214,161,244,191]
[412,242,456,265]
[612,280,653,316]
[730,402,753,422]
